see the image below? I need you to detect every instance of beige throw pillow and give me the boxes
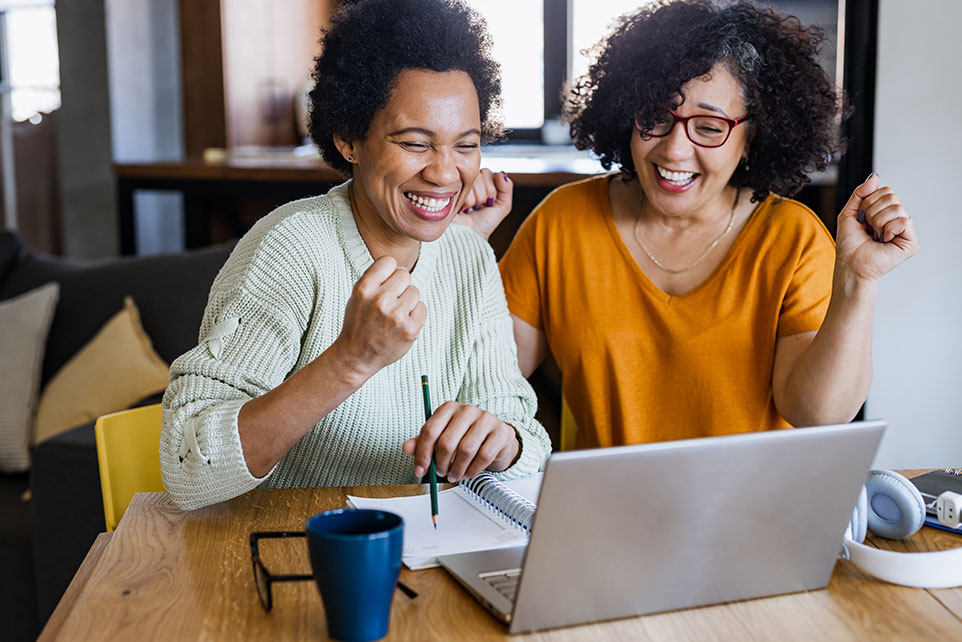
[0,282,60,472]
[34,296,170,444]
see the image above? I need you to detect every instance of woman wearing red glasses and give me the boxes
[460,0,918,448]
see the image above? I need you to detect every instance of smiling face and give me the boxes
[631,63,751,220]
[335,69,482,262]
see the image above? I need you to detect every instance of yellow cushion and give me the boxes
[34,296,170,444]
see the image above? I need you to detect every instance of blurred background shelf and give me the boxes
[113,144,611,256]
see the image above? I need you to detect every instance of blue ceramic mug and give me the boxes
[306,509,403,642]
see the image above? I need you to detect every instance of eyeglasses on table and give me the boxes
[249,530,418,612]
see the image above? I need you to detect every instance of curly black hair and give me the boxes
[309,0,503,175]
[566,0,849,202]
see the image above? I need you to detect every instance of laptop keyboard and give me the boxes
[479,568,522,603]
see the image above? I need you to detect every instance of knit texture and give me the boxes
[161,182,550,510]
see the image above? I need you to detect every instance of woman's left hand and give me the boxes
[835,173,919,283]
[402,401,520,482]
[453,168,514,241]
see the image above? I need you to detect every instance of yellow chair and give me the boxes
[560,396,578,451]
[94,404,164,531]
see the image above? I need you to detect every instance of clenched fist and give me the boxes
[332,256,427,379]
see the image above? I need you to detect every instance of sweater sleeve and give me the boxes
[160,222,315,510]
[457,253,552,479]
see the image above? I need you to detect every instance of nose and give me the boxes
[421,148,460,186]
[659,119,694,159]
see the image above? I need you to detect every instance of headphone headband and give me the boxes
[842,537,962,589]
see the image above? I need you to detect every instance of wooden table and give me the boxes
[113,147,606,255]
[38,480,962,641]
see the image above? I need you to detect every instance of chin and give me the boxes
[418,223,450,242]
[401,219,450,243]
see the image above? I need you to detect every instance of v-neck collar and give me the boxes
[600,175,767,304]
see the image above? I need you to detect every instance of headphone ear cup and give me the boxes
[864,470,926,540]
[850,485,868,543]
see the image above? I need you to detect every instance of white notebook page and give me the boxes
[347,473,542,570]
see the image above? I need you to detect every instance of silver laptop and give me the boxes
[438,420,885,634]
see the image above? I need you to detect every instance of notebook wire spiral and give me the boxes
[460,472,536,532]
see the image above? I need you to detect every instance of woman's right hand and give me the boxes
[237,256,424,477]
[454,168,514,241]
[332,256,427,379]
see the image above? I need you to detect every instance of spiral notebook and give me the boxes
[347,472,542,570]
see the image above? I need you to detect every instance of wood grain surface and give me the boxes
[37,532,113,642]
[44,477,962,641]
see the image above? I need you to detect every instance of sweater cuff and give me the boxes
[494,420,546,480]
[201,399,266,475]
[165,399,276,510]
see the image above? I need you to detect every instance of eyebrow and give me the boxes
[387,127,481,138]
[696,102,729,117]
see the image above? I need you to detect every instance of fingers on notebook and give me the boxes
[410,402,513,483]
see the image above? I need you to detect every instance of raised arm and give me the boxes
[238,256,425,476]
[772,174,919,426]
[162,251,425,510]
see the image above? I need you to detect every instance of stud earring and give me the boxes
[346,154,355,163]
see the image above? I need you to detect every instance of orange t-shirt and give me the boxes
[499,175,835,448]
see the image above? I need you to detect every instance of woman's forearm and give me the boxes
[775,269,878,427]
[237,342,372,477]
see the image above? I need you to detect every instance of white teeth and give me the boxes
[656,166,696,184]
[403,192,452,212]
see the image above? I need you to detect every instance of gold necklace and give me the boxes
[633,195,737,274]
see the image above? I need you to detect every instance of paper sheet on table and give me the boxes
[347,473,543,570]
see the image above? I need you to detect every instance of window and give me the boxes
[569,0,648,82]
[464,0,656,139]
[465,0,837,143]
[0,0,61,239]
[462,0,544,130]
[0,1,60,122]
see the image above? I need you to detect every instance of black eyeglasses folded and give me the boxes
[249,530,417,612]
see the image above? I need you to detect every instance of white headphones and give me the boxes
[841,469,962,588]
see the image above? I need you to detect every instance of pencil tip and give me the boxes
[432,515,438,529]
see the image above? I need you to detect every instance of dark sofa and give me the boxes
[0,231,234,640]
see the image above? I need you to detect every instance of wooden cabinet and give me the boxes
[180,0,334,154]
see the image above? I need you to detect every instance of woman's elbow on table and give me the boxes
[160,400,265,511]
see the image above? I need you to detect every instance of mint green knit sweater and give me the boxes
[160,182,550,510]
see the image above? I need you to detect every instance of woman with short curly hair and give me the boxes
[464,0,918,448]
[160,0,549,510]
